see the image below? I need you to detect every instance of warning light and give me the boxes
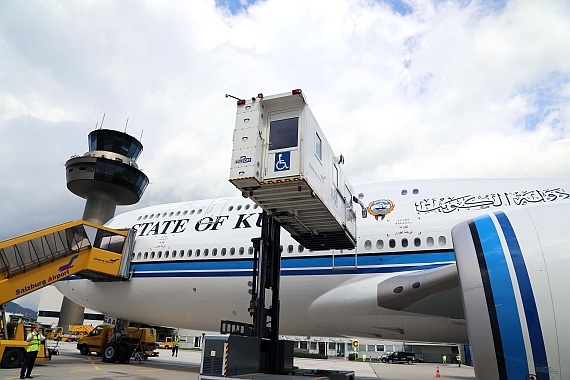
[292,89,302,95]
[237,99,246,105]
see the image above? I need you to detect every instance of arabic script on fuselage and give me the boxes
[415,188,570,214]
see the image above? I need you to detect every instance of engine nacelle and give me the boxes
[452,203,570,380]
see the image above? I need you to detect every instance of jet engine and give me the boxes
[451,203,570,380]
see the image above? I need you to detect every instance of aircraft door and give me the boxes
[332,248,357,269]
[264,109,301,180]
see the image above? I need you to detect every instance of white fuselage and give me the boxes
[56,178,570,342]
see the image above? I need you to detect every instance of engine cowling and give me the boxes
[452,203,570,380]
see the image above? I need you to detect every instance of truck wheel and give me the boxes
[407,359,413,365]
[388,359,393,364]
[119,342,133,362]
[1,348,25,368]
[102,341,123,363]
[79,344,90,356]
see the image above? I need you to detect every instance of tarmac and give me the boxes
[1,341,475,380]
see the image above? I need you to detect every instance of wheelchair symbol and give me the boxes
[275,152,290,172]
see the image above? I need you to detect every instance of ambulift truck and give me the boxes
[199,90,361,380]
[0,220,136,368]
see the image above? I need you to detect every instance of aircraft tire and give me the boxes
[1,348,25,368]
[102,341,123,363]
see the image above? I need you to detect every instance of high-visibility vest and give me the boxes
[27,332,43,352]
[174,336,180,346]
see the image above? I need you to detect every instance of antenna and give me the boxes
[139,129,144,142]
[100,113,106,129]
[95,121,99,129]
[124,117,129,133]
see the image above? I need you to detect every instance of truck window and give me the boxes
[269,117,298,150]
[315,133,322,160]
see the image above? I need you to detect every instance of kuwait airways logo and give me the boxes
[58,254,79,272]
[367,199,395,221]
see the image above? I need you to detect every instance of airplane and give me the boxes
[55,177,570,352]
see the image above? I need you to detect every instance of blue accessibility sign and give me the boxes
[274,151,290,172]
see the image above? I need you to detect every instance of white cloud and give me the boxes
[0,0,569,243]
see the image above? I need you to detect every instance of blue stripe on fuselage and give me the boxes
[128,251,456,277]
[495,212,549,380]
[474,215,528,379]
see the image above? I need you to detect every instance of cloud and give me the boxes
[0,0,569,244]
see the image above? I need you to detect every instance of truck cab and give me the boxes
[77,324,158,362]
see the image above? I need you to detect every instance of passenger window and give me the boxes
[239,247,245,255]
[389,239,396,248]
[172,250,177,258]
[376,240,384,249]
[196,249,201,257]
[298,245,304,253]
[439,236,447,246]
[221,248,226,256]
[230,247,235,255]
[137,252,141,259]
[315,133,322,160]
[248,247,253,255]
[164,251,169,258]
[237,205,242,210]
[401,238,408,248]
[401,189,407,195]
[364,240,372,250]
[187,249,192,257]
[213,248,218,256]
[180,250,184,256]
[427,237,434,247]
[414,238,421,247]
[151,252,155,259]
[287,245,293,253]
[144,252,148,259]
[245,204,250,210]
[158,252,162,259]
[204,249,209,256]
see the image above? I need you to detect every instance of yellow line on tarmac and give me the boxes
[87,357,100,370]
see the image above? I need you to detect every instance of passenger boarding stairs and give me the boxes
[0,220,135,305]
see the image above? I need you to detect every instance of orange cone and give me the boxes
[435,366,441,378]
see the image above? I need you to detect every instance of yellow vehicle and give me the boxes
[76,324,158,362]
[0,321,57,368]
[46,325,94,342]
[158,336,173,349]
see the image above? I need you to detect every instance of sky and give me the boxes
[1,0,569,309]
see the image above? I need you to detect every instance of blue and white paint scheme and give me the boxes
[452,202,570,379]
[56,178,570,360]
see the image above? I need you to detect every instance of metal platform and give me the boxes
[235,179,356,251]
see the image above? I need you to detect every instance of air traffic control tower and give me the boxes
[57,128,149,328]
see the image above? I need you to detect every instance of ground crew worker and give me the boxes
[20,323,45,379]
[442,354,447,365]
[172,335,180,357]
[456,354,461,367]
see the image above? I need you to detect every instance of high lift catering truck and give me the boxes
[0,220,136,368]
